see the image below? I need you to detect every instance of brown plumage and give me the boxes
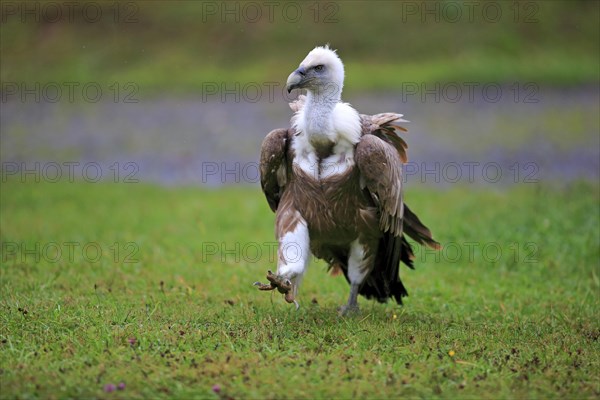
[256,46,439,314]
[260,108,440,306]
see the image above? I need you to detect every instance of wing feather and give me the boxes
[259,128,289,212]
[358,113,440,249]
[355,134,404,236]
[360,113,409,162]
[404,204,442,250]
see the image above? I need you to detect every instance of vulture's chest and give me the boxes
[291,136,356,182]
[287,137,372,237]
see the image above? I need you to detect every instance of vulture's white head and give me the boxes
[286,45,345,101]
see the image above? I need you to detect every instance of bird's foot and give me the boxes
[253,281,275,291]
[254,270,299,309]
[338,304,360,316]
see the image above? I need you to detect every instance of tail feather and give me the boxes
[358,232,412,304]
[330,204,439,305]
[358,204,438,304]
[404,204,441,250]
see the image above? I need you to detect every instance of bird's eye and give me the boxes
[314,65,324,72]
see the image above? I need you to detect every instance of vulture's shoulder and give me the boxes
[358,113,409,163]
[355,113,409,236]
[259,128,290,212]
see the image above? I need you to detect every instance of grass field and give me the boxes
[1,180,598,399]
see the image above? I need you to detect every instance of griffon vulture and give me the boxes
[254,45,440,314]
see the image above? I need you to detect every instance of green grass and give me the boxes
[1,180,599,399]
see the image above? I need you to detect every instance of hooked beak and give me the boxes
[286,67,307,93]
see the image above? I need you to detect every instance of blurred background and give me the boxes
[1,0,599,185]
[2,3,599,397]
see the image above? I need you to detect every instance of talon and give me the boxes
[338,305,360,316]
[253,281,275,291]
[284,290,295,304]
[266,271,278,284]
[255,269,298,307]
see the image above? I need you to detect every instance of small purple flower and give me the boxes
[128,338,137,346]
[117,382,126,391]
[212,384,221,394]
[104,384,116,393]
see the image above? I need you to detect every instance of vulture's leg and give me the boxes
[339,283,361,316]
[339,238,370,316]
[276,212,310,308]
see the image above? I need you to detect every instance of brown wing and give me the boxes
[404,204,442,250]
[259,128,290,212]
[355,133,408,303]
[355,134,404,236]
[360,113,409,163]
[355,117,439,304]
[360,113,441,250]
